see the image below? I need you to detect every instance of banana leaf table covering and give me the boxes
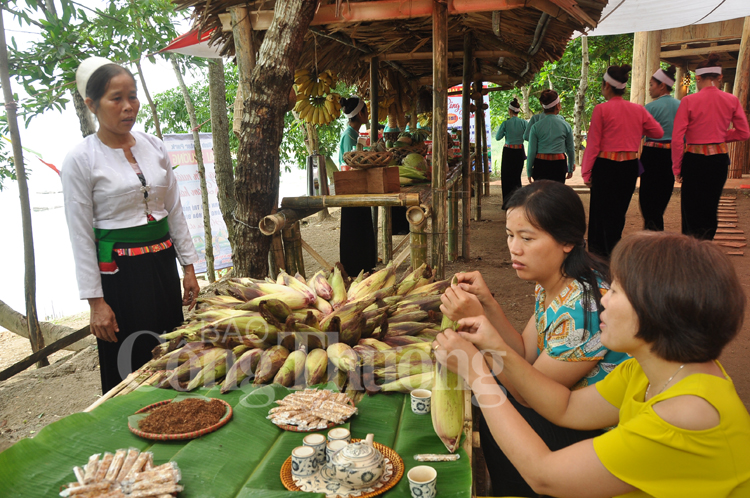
[0,384,471,498]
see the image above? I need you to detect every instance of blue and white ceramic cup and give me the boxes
[408,465,437,498]
[327,427,351,443]
[291,445,318,478]
[325,439,347,464]
[411,389,432,415]
[303,433,327,468]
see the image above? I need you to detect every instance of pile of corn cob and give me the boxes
[141,262,446,394]
[135,262,464,452]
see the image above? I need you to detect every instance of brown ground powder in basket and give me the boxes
[138,398,226,434]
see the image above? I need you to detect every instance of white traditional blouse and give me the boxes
[61,131,198,299]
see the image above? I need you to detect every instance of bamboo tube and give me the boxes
[481,102,490,197]
[382,206,393,264]
[408,205,429,271]
[431,0,448,280]
[259,208,320,235]
[462,32,472,261]
[282,226,297,275]
[280,193,420,210]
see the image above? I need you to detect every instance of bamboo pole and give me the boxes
[431,0,448,279]
[630,32,649,106]
[281,193,421,209]
[259,208,321,235]
[473,71,482,221]
[0,14,47,367]
[461,32,472,260]
[382,206,393,264]
[675,65,688,100]
[407,206,429,270]
[729,17,750,178]
[371,56,380,252]
[230,5,256,108]
[271,234,286,273]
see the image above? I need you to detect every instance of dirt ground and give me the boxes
[2,186,750,454]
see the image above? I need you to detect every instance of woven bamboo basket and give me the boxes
[344,151,394,169]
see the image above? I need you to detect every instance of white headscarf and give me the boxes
[76,56,115,100]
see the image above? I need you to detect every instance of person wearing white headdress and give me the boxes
[61,57,199,393]
[581,65,663,258]
[495,98,528,209]
[671,53,750,240]
[526,89,575,184]
[336,96,377,276]
[639,65,680,231]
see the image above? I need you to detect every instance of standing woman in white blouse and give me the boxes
[62,57,200,393]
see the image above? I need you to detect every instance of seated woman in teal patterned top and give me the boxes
[440,180,628,497]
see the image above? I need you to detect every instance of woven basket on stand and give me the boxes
[343,150,394,169]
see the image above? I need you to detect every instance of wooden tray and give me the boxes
[280,440,404,498]
[128,397,232,441]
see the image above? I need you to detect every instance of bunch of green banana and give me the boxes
[399,166,428,182]
[294,69,337,97]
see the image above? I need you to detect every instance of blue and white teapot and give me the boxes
[322,433,385,489]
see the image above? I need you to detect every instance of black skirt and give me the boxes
[681,152,730,240]
[339,207,377,277]
[587,158,639,258]
[501,147,525,209]
[532,158,568,183]
[638,146,674,231]
[98,243,184,393]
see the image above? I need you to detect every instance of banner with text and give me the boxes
[446,85,491,150]
[164,133,233,274]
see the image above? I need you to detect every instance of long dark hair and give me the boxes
[506,180,610,332]
[604,64,631,96]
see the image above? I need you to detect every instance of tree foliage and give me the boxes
[489,34,634,132]
[5,0,183,124]
[141,61,352,171]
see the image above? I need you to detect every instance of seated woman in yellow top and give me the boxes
[434,231,750,497]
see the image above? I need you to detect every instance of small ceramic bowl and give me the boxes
[327,427,351,443]
[303,433,327,467]
[408,465,437,498]
[411,389,432,415]
[291,445,318,478]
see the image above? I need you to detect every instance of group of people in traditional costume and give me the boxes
[496,54,750,259]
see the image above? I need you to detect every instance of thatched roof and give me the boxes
[173,0,607,105]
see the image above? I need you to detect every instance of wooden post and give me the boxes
[382,206,393,264]
[645,30,662,104]
[675,65,688,100]
[407,206,428,270]
[271,234,286,275]
[461,32,472,260]
[282,226,297,275]
[630,31,649,106]
[371,56,380,258]
[431,0,448,279]
[473,71,482,221]
[230,5,256,111]
[729,16,750,178]
[480,94,490,196]
[448,184,458,261]
[292,222,306,278]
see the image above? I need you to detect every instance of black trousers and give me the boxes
[681,152,729,240]
[480,394,604,497]
[639,146,674,231]
[340,207,377,277]
[587,158,639,258]
[501,147,525,209]
[532,158,568,183]
[99,244,184,394]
